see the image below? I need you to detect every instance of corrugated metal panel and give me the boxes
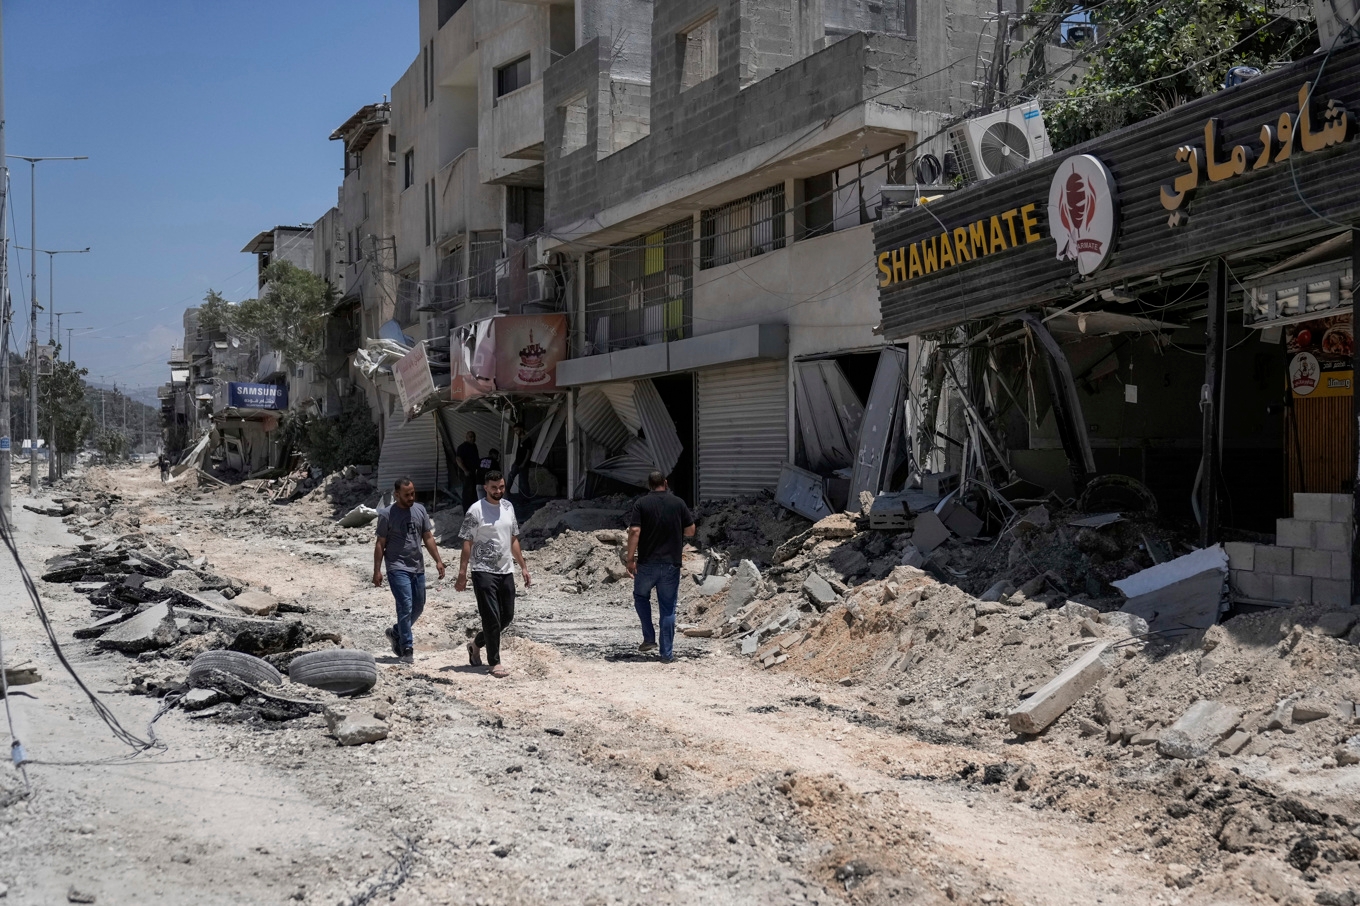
[698,360,788,501]
[439,407,503,457]
[850,347,909,500]
[577,388,634,452]
[599,382,642,433]
[377,413,449,495]
[633,379,683,474]
[1288,396,1353,499]
[794,360,863,471]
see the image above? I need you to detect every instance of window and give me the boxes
[362,191,370,221]
[680,14,718,91]
[437,0,467,29]
[422,41,434,107]
[561,94,587,154]
[403,150,415,189]
[388,133,396,163]
[496,55,531,98]
[797,146,907,239]
[700,185,785,269]
[506,187,545,240]
[423,180,437,247]
[585,220,693,353]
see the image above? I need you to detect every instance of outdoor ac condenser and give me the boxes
[947,102,1053,183]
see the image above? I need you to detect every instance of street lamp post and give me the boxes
[8,154,88,494]
[18,247,90,481]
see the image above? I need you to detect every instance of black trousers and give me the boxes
[461,479,478,510]
[471,572,516,667]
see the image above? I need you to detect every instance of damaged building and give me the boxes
[873,41,1360,609]
[540,0,1055,505]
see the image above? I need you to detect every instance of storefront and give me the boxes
[874,40,1360,605]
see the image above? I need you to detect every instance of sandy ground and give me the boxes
[0,465,1331,904]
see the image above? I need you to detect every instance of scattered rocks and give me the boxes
[1157,700,1241,760]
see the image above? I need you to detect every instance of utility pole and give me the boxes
[0,0,11,523]
[8,154,88,493]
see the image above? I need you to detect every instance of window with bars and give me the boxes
[700,184,785,269]
[395,273,420,326]
[584,219,693,354]
[469,231,502,300]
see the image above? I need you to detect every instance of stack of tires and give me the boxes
[188,649,377,696]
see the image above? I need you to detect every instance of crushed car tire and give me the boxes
[288,650,377,695]
[188,650,282,688]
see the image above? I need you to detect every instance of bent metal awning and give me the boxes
[874,40,1360,339]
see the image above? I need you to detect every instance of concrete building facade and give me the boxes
[542,0,1020,504]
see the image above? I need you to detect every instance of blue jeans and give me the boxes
[633,562,680,659]
[387,569,426,650]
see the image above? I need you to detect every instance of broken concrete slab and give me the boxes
[693,574,730,597]
[1119,568,1226,633]
[938,499,983,538]
[1158,700,1241,759]
[174,609,303,656]
[1316,611,1359,638]
[337,504,378,528]
[1099,611,1149,637]
[1292,701,1331,724]
[725,560,762,617]
[1112,545,1229,598]
[802,573,839,611]
[1008,641,1112,735]
[911,511,950,554]
[1056,601,1098,622]
[1336,735,1360,766]
[811,512,857,540]
[980,580,1016,602]
[1219,730,1252,756]
[1266,694,1302,730]
[1013,505,1050,534]
[94,602,178,653]
[180,688,226,711]
[898,545,925,568]
[231,590,278,617]
[73,609,137,639]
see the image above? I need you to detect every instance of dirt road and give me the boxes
[0,466,1330,904]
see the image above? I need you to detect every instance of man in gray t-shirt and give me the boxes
[373,478,446,663]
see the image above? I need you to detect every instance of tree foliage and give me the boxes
[202,260,337,371]
[40,358,96,455]
[1021,0,1316,150]
[281,394,380,474]
[94,429,129,461]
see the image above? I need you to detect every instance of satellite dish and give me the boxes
[978,121,1030,175]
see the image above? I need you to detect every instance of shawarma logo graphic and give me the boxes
[1290,352,1320,396]
[1047,153,1119,276]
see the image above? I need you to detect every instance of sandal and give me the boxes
[467,640,482,667]
[489,665,509,678]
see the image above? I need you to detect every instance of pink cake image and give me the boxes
[516,330,550,385]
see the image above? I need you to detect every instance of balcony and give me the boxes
[436,149,501,244]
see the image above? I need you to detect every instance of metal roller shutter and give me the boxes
[377,414,449,495]
[439,408,504,458]
[697,360,788,501]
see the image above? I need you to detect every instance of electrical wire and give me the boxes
[0,503,165,762]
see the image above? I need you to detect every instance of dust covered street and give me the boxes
[0,465,1356,905]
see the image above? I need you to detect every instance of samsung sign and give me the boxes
[227,382,287,410]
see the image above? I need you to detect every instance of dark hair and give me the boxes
[483,470,504,485]
[394,477,414,491]
[647,471,667,490]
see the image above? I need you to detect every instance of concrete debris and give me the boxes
[1157,700,1241,760]
[1316,611,1359,638]
[180,688,226,711]
[1218,730,1252,756]
[1119,567,1226,633]
[725,560,762,617]
[337,504,378,528]
[1008,642,1112,735]
[1336,735,1360,766]
[1292,700,1332,724]
[1098,611,1148,637]
[3,665,40,686]
[1013,505,1050,533]
[94,603,178,653]
[231,590,278,616]
[693,574,730,597]
[802,573,839,611]
[979,580,1015,602]
[324,706,389,746]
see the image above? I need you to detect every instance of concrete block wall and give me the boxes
[1227,493,1354,607]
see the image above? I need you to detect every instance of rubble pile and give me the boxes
[298,464,378,514]
[35,494,389,742]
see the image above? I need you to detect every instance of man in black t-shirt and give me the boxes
[455,431,479,510]
[626,471,696,663]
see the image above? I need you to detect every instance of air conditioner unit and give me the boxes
[947,103,1052,184]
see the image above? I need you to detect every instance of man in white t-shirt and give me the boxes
[455,470,531,677]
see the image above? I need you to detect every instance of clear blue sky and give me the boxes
[4,1,413,389]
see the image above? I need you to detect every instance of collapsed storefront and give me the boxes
[210,381,290,475]
[355,313,570,504]
[874,41,1360,607]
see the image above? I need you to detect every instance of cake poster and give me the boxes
[1285,313,1352,398]
[493,314,568,392]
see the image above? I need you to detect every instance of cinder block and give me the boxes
[1317,520,1352,552]
[1334,553,1353,582]
[1312,578,1351,607]
[1294,548,1334,579]
[1332,494,1355,525]
[1273,574,1312,604]
[1254,545,1294,575]
[1276,518,1316,548]
[1294,493,1335,521]
[1224,542,1255,571]
[1232,569,1275,600]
